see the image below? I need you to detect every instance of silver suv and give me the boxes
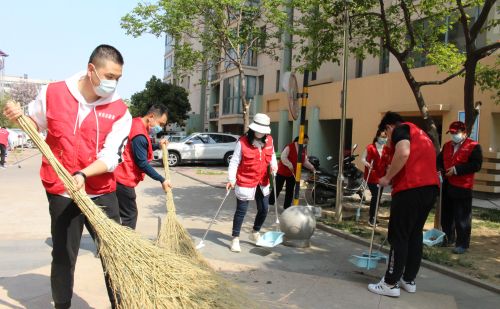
[153,132,239,167]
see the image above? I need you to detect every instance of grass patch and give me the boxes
[196,169,225,176]
[319,217,378,239]
[422,246,476,269]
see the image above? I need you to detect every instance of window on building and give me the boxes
[311,71,317,81]
[243,48,257,67]
[379,45,390,74]
[222,75,257,115]
[355,58,363,78]
[258,75,264,95]
[164,55,173,77]
[165,34,173,54]
[276,70,281,92]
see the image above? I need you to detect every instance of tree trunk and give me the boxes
[239,69,250,132]
[398,60,441,153]
[463,58,480,135]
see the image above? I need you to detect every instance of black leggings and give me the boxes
[384,185,438,285]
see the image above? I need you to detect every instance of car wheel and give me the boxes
[168,152,181,167]
[224,152,233,166]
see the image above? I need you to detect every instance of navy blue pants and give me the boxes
[231,186,269,237]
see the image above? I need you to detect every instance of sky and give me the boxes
[0,0,165,100]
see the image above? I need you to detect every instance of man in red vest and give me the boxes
[3,45,132,309]
[438,121,482,254]
[0,126,9,168]
[114,104,171,229]
[368,112,439,298]
[269,134,315,209]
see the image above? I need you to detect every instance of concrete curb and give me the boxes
[316,222,500,295]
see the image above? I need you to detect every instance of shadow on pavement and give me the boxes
[44,235,97,255]
[0,273,93,309]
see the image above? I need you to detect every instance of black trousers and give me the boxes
[0,144,6,166]
[116,182,138,229]
[269,174,295,209]
[384,185,438,285]
[441,188,472,248]
[367,183,382,221]
[47,192,121,309]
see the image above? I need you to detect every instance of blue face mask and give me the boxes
[451,133,464,144]
[151,125,163,135]
[377,137,387,145]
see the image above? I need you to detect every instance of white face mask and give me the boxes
[451,133,464,143]
[92,68,117,98]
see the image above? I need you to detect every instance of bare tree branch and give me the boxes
[418,67,466,86]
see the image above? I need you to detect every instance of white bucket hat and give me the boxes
[249,113,271,134]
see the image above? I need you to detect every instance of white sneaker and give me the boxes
[399,279,416,293]
[368,278,400,297]
[249,231,261,244]
[230,238,241,252]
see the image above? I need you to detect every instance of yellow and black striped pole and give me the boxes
[293,70,309,206]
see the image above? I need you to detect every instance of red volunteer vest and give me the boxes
[114,117,153,187]
[278,142,307,177]
[391,122,439,195]
[236,135,274,187]
[41,81,128,195]
[364,143,384,184]
[0,128,9,146]
[442,138,477,189]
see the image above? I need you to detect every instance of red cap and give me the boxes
[447,121,466,134]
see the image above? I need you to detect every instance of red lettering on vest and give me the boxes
[278,142,307,177]
[40,81,128,195]
[114,117,153,187]
[442,138,477,189]
[236,135,274,187]
[391,122,439,195]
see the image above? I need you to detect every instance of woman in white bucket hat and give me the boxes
[226,113,278,252]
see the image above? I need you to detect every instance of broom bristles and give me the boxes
[156,144,206,263]
[17,115,246,308]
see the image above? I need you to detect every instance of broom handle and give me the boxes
[368,186,383,257]
[161,143,175,213]
[16,115,103,219]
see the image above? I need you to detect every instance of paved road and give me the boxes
[0,155,498,308]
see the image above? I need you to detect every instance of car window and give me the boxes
[188,136,205,145]
[211,134,236,143]
[199,134,216,144]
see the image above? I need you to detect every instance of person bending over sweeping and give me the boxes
[368,112,439,298]
[114,104,172,229]
[226,113,278,253]
[269,134,315,210]
[3,45,132,309]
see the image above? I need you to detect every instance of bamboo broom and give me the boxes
[156,144,206,264]
[16,115,245,308]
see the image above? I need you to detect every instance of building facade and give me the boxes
[165,6,500,194]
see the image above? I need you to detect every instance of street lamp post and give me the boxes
[334,1,350,222]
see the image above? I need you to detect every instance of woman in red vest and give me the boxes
[0,126,9,168]
[361,129,388,225]
[269,134,315,210]
[437,121,482,254]
[226,113,278,252]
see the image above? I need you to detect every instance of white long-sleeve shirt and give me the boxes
[29,71,132,197]
[228,139,278,201]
